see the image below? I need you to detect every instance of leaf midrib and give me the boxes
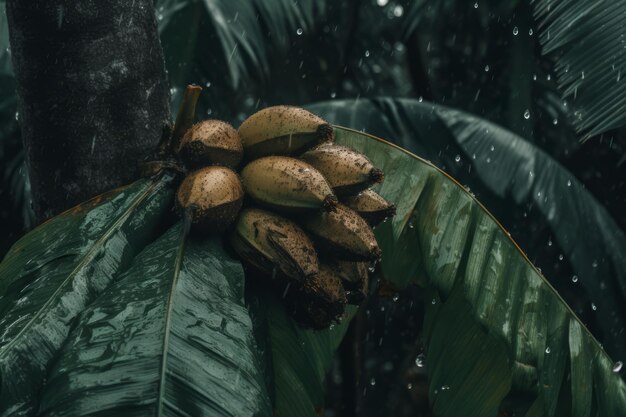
[155,225,186,417]
[0,178,162,360]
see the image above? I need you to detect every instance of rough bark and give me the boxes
[6,0,170,222]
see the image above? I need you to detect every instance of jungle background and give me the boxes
[1,0,625,415]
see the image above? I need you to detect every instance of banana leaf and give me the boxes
[335,126,626,416]
[38,223,272,417]
[0,173,175,417]
[532,0,626,137]
[309,98,626,362]
[246,289,356,417]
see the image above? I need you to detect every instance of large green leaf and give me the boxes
[336,126,626,416]
[309,98,626,361]
[260,294,355,417]
[0,173,175,416]
[532,0,626,137]
[38,223,271,416]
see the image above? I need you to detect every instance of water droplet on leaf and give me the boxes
[613,361,623,373]
[415,354,426,367]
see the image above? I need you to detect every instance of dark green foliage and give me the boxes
[0,174,175,416]
[39,224,272,416]
[533,0,626,137]
[309,98,626,362]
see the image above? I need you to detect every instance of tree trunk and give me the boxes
[6,0,170,222]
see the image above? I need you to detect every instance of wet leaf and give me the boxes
[533,0,626,137]
[0,173,175,416]
[336,126,626,416]
[38,223,271,416]
[310,98,626,361]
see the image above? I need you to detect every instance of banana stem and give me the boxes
[169,85,203,154]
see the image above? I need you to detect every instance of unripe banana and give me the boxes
[342,189,396,226]
[300,204,381,261]
[229,208,318,282]
[238,106,334,159]
[300,143,384,196]
[178,120,243,169]
[240,156,337,212]
[323,258,369,305]
[176,166,244,233]
[283,262,347,329]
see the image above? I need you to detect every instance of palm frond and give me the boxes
[532,0,626,137]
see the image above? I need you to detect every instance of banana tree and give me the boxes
[1,0,625,416]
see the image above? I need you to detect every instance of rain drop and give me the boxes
[486,157,491,163]
[407,383,413,390]
[370,377,376,386]
[572,275,578,283]
[592,303,597,311]
[474,2,478,8]
[296,28,303,35]
[418,96,423,102]
[547,74,551,81]
[415,354,426,367]
[592,260,598,268]
[533,74,537,80]
[553,118,558,125]
[613,361,623,373]
[365,50,370,57]
[330,91,337,98]
[441,385,450,391]
[567,180,572,187]
[455,155,461,163]
[548,239,553,247]
[513,26,519,36]
[376,0,388,6]
[431,298,437,305]
[528,28,534,35]
[392,294,400,302]
[484,65,490,72]
[393,5,404,17]
[558,254,564,261]
[523,109,530,119]
[545,347,551,354]
[490,145,495,151]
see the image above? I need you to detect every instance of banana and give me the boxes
[229,208,318,282]
[322,258,369,305]
[282,262,347,329]
[240,156,337,212]
[300,143,384,196]
[238,106,334,159]
[300,204,381,261]
[178,120,243,169]
[342,189,396,226]
[176,166,244,233]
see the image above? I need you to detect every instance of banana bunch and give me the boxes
[172,102,395,329]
